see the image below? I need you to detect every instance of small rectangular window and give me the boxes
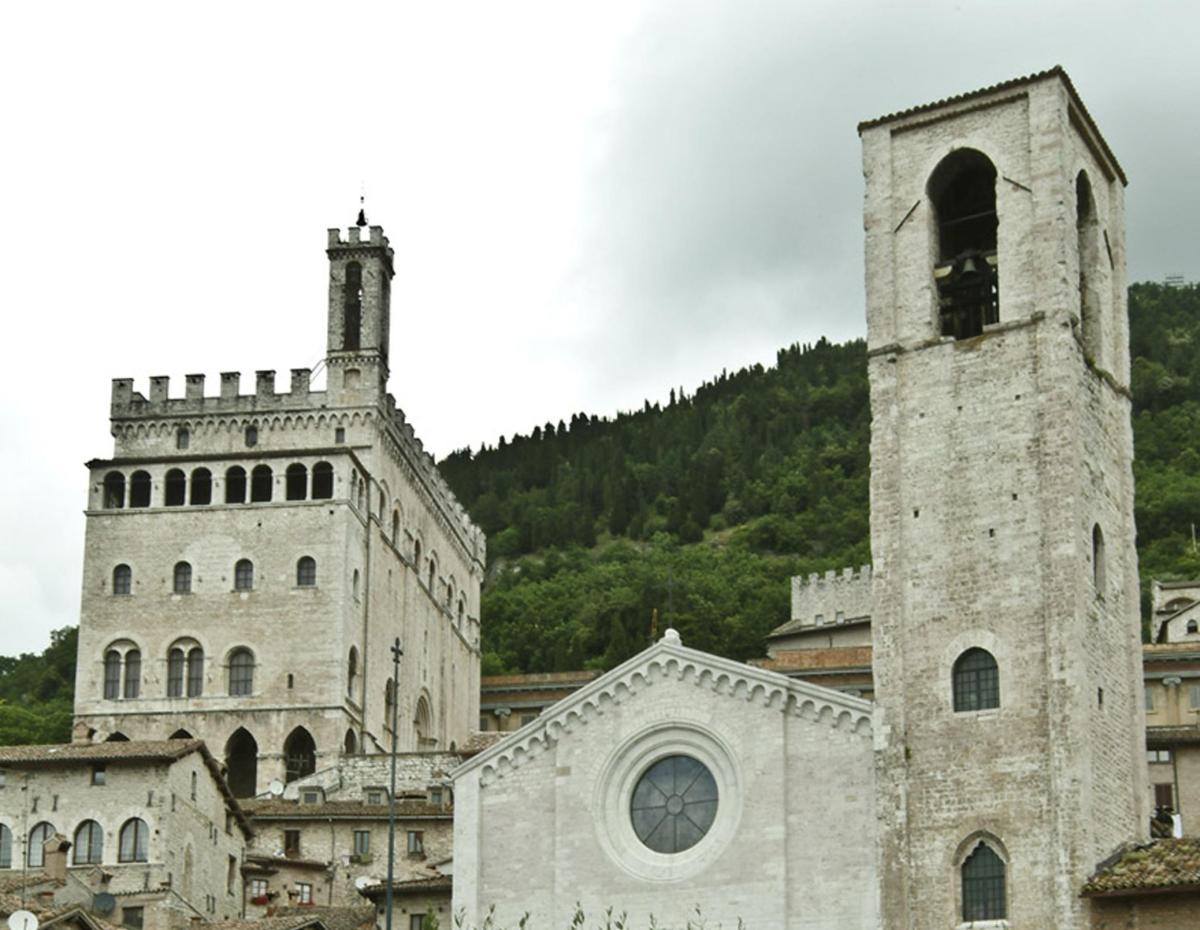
[1148,749,1173,764]
[335,428,345,444]
[520,714,537,727]
[297,883,313,904]
[284,830,301,858]
[1154,782,1175,810]
[1190,684,1200,710]
[479,716,489,731]
[353,830,370,856]
[91,765,106,786]
[121,907,144,930]
[1145,686,1156,711]
[366,789,384,805]
[227,855,237,894]
[249,879,268,899]
[406,830,424,857]
[409,916,425,930]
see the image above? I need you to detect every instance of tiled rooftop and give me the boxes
[243,799,449,819]
[0,739,201,765]
[1083,839,1200,896]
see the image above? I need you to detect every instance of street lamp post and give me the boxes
[384,637,402,930]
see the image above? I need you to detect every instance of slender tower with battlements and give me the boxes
[861,69,1147,928]
[74,221,485,797]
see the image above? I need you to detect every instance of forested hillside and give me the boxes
[4,283,1200,743]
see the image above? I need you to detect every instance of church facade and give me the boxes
[452,69,1150,929]
[73,223,486,796]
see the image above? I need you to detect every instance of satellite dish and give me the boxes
[93,893,116,916]
[8,911,39,930]
[354,877,372,892]
[268,779,285,797]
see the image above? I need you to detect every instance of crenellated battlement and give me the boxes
[789,564,873,628]
[111,370,327,418]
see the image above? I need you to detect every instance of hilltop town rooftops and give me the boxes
[1082,839,1200,896]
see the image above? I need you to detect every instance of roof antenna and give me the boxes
[356,186,368,228]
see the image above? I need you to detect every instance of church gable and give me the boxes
[455,629,875,788]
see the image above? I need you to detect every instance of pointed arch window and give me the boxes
[961,841,1006,921]
[283,728,317,783]
[229,648,254,696]
[953,648,1000,712]
[174,562,192,595]
[225,467,247,504]
[74,820,103,865]
[118,818,149,863]
[296,556,316,587]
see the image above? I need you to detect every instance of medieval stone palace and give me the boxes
[1,69,1195,930]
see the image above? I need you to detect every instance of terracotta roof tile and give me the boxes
[750,646,874,672]
[1147,725,1200,746]
[0,740,201,765]
[481,671,599,688]
[243,800,449,819]
[272,905,376,930]
[1083,839,1200,896]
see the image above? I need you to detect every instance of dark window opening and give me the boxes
[164,469,187,507]
[296,556,316,587]
[235,559,254,591]
[186,647,204,697]
[286,463,308,501]
[103,472,126,509]
[167,648,185,697]
[343,262,362,351]
[283,830,301,858]
[283,727,316,783]
[929,149,999,339]
[123,650,140,699]
[225,466,247,504]
[104,650,121,699]
[347,647,358,699]
[311,462,334,499]
[225,728,258,799]
[122,907,144,930]
[174,562,192,594]
[961,842,1006,921]
[129,471,151,508]
[1077,170,1100,360]
[344,729,357,755]
[250,465,273,502]
[176,429,189,451]
[245,425,258,448]
[190,468,212,506]
[953,648,1000,712]
[1093,523,1106,596]
[1155,782,1175,811]
[334,427,345,444]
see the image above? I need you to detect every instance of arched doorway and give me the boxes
[283,727,317,783]
[343,729,357,755]
[224,728,259,798]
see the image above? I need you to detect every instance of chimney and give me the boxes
[43,833,70,881]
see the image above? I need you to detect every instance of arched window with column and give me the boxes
[928,148,998,339]
[123,649,140,699]
[129,471,151,508]
[311,462,334,499]
[104,650,121,699]
[250,465,273,502]
[103,472,125,509]
[953,648,1000,712]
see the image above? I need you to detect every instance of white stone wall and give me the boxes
[453,644,879,929]
[863,72,1145,930]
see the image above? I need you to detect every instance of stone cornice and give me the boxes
[453,635,875,787]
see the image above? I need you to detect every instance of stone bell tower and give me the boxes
[861,69,1147,929]
[326,215,394,404]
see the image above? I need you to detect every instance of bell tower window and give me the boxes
[343,262,362,351]
[929,149,998,340]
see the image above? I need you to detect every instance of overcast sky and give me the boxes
[2,1,1197,655]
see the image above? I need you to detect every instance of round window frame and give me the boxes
[594,722,741,882]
